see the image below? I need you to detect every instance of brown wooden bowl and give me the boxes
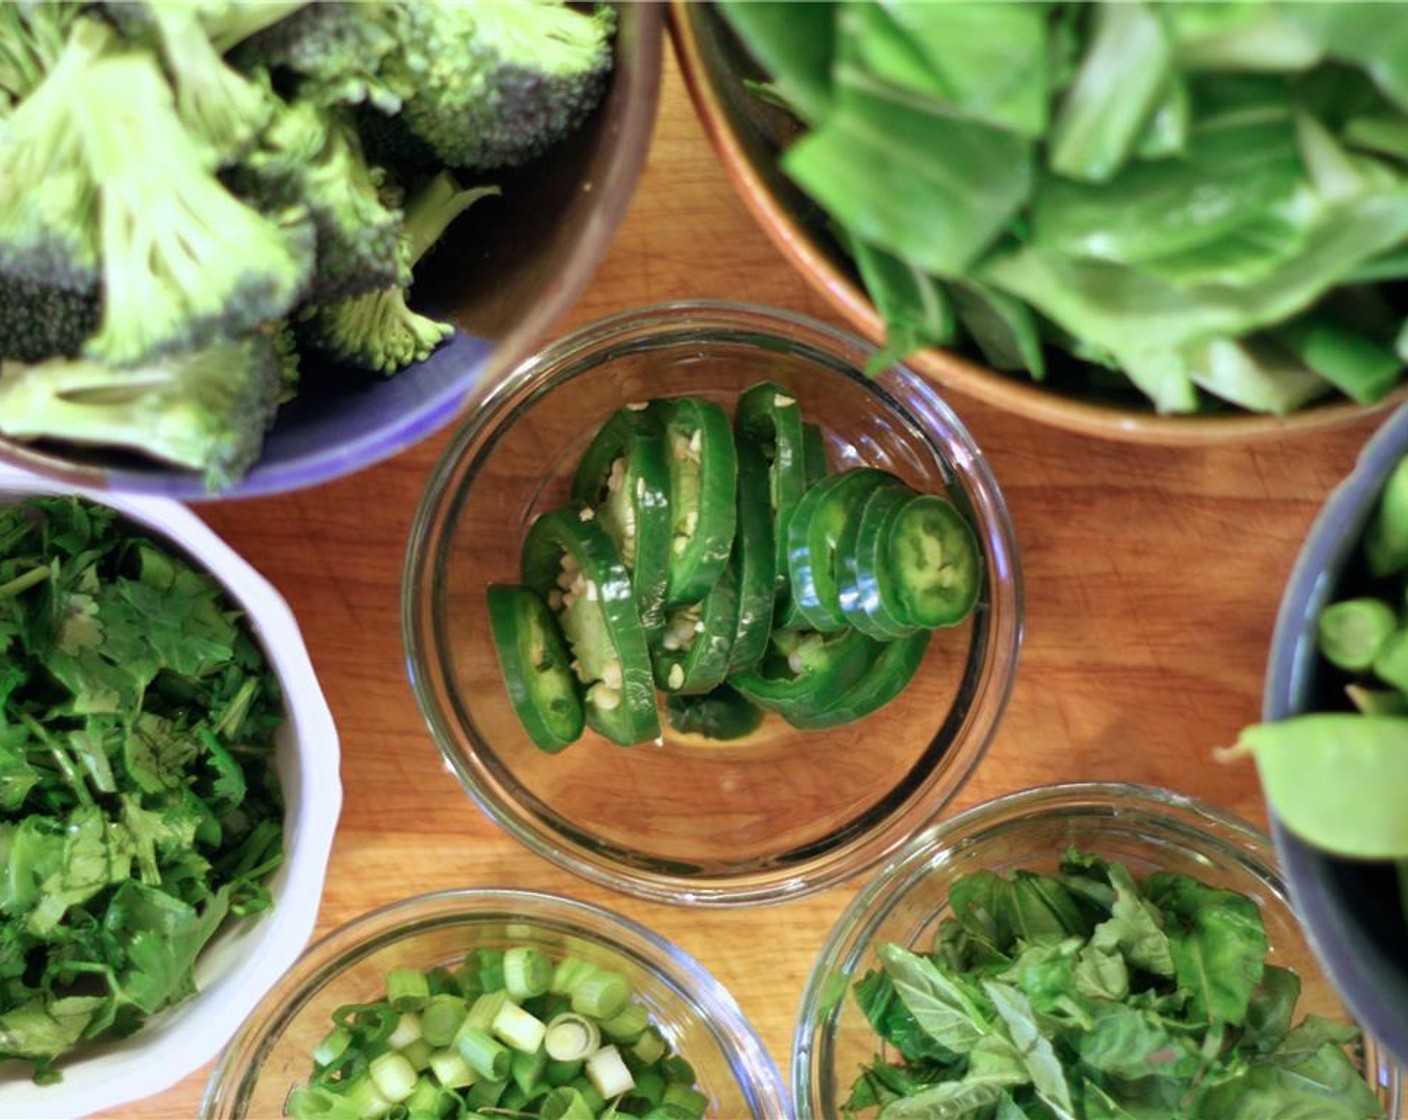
[670,2,1405,446]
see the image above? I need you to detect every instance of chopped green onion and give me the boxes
[585,1043,635,1099]
[539,1086,596,1120]
[600,1001,649,1041]
[403,1076,448,1116]
[465,1076,509,1111]
[544,1055,584,1086]
[549,955,596,996]
[569,969,630,1020]
[567,1077,606,1114]
[464,990,510,1032]
[313,1025,352,1068]
[661,1053,695,1085]
[504,945,554,1001]
[456,1026,512,1081]
[511,1043,548,1097]
[386,968,431,1013]
[427,1047,476,1090]
[400,1037,434,1073]
[419,994,467,1048]
[628,1067,666,1106]
[662,1082,710,1117]
[632,1027,668,1066]
[544,1012,602,1062]
[492,999,548,1054]
[387,1011,422,1051]
[370,1051,419,1104]
[343,1075,397,1119]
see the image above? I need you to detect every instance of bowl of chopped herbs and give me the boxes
[0,1,661,497]
[795,782,1401,1120]
[674,2,1408,444]
[1233,399,1408,1070]
[201,889,788,1119]
[0,467,340,1116]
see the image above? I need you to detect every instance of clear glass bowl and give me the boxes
[794,782,1403,1119]
[402,300,1023,905]
[201,889,787,1118]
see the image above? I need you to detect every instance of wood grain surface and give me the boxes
[107,48,1384,1120]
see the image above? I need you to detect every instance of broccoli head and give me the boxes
[298,173,498,374]
[393,0,616,172]
[0,18,113,290]
[237,99,406,302]
[0,276,100,363]
[232,1,410,113]
[74,52,312,367]
[0,334,282,490]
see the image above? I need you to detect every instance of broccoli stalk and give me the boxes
[298,173,499,374]
[147,3,275,167]
[0,335,283,490]
[394,0,616,172]
[75,53,312,367]
[0,1,85,106]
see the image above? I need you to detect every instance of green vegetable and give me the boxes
[720,0,1408,416]
[1232,447,1408,921]
[0,1,616,487]
[494,386,983,750]
[0,496,285,1083]
[386,0,616,173]
[286,943,703,1120]
[845,854,1382,1119]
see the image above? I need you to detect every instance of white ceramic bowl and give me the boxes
[0,466,342,1118]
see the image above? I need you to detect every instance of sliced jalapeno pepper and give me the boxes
[887,494,983,628]
[787,629,931,730]
[802,421,829,486]
[735,382,807,614]
[520,504,660,746]
[728,627,886,724]
[570,407,672,636]
[787,468,894,632]
[728,429,777,674]
[649,397,737,608]
[664,684,764,742]
[653,558,739,695]
[837,481,919,641]
[486,584,585,753]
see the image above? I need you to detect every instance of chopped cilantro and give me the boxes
[0,496,284,1082]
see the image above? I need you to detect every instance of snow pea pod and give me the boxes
[1233,714,1408,859]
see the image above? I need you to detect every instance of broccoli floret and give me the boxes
[0,1,85,106]
[0,334,282,490]
[236,99,406,301]
[0,276,100,363]
[145,3,276,167]
[393,0,615,172]
[263,319,301,402]
[298,173,498,374]
[0,18,113,290]
[232,1,409,113]
[74,52,311,367]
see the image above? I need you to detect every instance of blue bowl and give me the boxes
[0,6,662,501]
[1264,399,1408,1069]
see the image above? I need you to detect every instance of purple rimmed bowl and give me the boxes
[0,6,662,501]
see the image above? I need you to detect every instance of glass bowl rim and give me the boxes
[401,299,1025,907]
[792,779,1404,1116]
[201,887,789,1118]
